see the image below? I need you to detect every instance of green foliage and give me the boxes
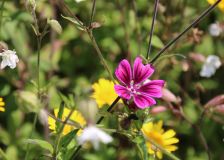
[0,0,224,160]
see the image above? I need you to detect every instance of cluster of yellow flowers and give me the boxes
[0,97,5,112]
[47,78,179,159]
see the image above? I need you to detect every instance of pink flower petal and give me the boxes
[115,59,132,85]
[138,80,165,98]
[133,57,154,84]
[133,94,156,109]
[114,84,131,100]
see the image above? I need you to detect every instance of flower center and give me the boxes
[128,80,141,96]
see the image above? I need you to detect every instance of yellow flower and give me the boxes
[48,107,86,135]
[141,121,179,159]
[91,78,120,108]
[207,0,224,12]
[0,97,5,112]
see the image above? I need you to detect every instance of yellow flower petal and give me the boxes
[0,97,5,112]
[48,107,86,135]
[156,151,163,159]
[162,129,176,139]
[165,145,178,152]
[0,107,5,112]
[91,78,121,108]
[164,138,179,145]
[141,120,179,157]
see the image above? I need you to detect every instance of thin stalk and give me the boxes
[71,96,120,159]
[52,109,75,160]
[146,137,180,160]
[0,0,6,38]
[0,148,8,160]
[89,0,97,26]
[24,114,38,160]
[56,0,114,82]
[87,30,115,82]
[96,96,120,124]
[56,0,83,27]
[146,0,159,59]
[24,5,45,156]
[150,0,222,64]
[179,108,211,160]
[37,37,42,98]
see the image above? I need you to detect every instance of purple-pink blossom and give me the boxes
[114,57,165,109]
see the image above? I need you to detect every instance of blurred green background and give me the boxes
[0,0,224,159]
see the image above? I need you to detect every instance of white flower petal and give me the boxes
[209,23,222,37]
[0,50,19,69]
[200,55,221,78]
[77,125,113,150]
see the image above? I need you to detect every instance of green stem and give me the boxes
[89,0,96,26]
[24,113,38,160]
[52,109,75,160]
[149,0,222,64]
[25,22,42,160]
[0,0,6,38]
[56,1,114,83]
[71,97,120,159]
[0,148,8,160]
[86,29,115,83]
[179,108,211,160]
[146,137,180,160]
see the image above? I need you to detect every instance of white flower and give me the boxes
[209,23,222,37]
[77,125,113,150]
[0,50,19,69]
[200,55,221,78]
[75,0,86,3]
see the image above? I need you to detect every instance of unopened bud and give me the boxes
[150,106,167,114]
[26,0,36,11]
[0,41,8,52]
[204,95,224,109]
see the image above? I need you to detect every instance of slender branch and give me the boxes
[0,148,8,160]
[179,108,211,160]
[89,0,97,26]
[150,0,222,64]
[52,108,75,159]
[71,96,120,159]
[146,137,180,160]
[97,96,120,124]
[56,0,115,82]
[0,0,6,38]
[87,30,115,82]
[146,0,159,59]
[56,0,83,26]
[25,114,38,160]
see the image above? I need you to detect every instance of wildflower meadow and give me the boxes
[0,0,224,160]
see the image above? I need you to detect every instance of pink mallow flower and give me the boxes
[114,57,165,109]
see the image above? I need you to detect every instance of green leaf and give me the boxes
[59,129,78,149]
[47,19,62,34]
[25,139,53,154]
[151,35,164,48]
[56,102,65,133]
[61,15,85,31]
